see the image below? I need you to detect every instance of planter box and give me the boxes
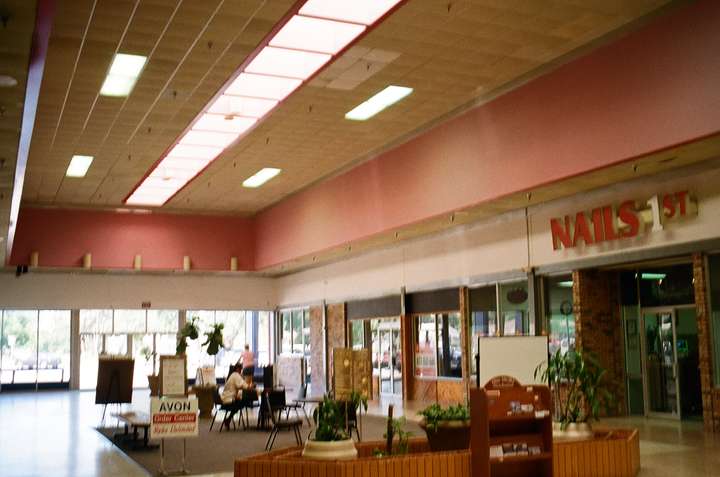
[235,438,471,477]
[553,429,640,477]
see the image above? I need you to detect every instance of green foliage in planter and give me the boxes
[374,417,412,457]
[312,392,368,442]
[176,317,199,355]
[312,396,350,441]
[534,349,612,429]
[418,403,470,432]
[202,323,224,356]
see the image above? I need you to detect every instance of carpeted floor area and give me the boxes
[98,412,423,476]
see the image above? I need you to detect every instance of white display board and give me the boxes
[477,336,548,386]
[150,397,199,439]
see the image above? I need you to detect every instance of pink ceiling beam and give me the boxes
[5,0,56,265]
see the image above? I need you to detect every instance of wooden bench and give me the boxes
[112,411,156,450]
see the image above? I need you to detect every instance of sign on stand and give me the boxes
[151,397,198,439]
[151,397,198,476]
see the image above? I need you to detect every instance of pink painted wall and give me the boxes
[254,0,720,269]
[10,208,255,271]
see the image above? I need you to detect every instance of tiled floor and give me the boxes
[1,390,719,477]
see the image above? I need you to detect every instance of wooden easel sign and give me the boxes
[159,355,187,398]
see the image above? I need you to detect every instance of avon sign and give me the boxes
[550,190,696,250]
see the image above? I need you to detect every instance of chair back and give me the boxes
[213,386,223,406]
[296,383,307,400]
[266,389,286,424]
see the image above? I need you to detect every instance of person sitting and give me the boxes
[221,364,251,430]
[240,344,255,381]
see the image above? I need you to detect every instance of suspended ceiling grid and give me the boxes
[21,0,672,216]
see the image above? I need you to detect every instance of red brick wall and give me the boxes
[308,306,326,395]
[692,253,717,431]
[573,269,627,416]
[326,303,347,390]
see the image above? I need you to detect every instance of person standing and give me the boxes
[240,344,255,378]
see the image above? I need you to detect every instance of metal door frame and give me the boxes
[639,305,694,419]
[375,318,402,398]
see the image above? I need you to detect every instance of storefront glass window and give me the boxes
[413,313,462,379]
[469,285,497,374]
[709,254,720,386]
[350,320,364,350]
[545,275,575,354]
[257,311,271,366]
[499,280,531,336]
[638,264,695,307]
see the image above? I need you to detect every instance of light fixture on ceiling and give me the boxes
[100,53,147,97]
[641,272,666,280]
[0,75,18,87]
[125,0,406,206]
[556,280,574,288]
[243,168,281,188]
[66,155,94,177]
[345,85,413,120]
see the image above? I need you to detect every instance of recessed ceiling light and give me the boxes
[100,53,147,97]
[0,75,18,87]
[299,0,403,25]
[245,46,331,80]
[345,85,413,120]
[242,168,281,188]
[66,155,94,177]
[180,130,240,149]
[270,15,365,55]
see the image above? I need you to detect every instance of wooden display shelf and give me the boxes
[470,376,553,477]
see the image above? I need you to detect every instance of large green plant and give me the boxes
[202,323,224,356]
[312,396,349,441]
[534,349,612,429]
[312,392,368,442]
[418,403,469,432]
[176,317,199,355]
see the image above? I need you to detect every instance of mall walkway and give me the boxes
[1,390,719,477]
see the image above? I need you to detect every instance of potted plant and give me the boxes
[418,404,470,452]
[193,322,224,418]
[418,403,471,451]
[302,394,365,460]
[140,345,159,396]
[534,349,612,441]
[176,317,199,355]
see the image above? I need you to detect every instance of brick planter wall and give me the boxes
[692,253,718,431]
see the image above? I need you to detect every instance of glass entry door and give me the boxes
[373,319,402,397]
[641,309,680,418]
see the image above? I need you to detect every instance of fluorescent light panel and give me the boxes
[641,273,667,280]
[245,46,331,80]
[299,0,403,25]
[66,155,94,177]
[556,281,574,288]
[100,53,146,97]
[208,95,278,118]
[127,1,404,206]
[243,168,281,188]
[345,85,413,120]
[270,15,365,55]
[225,73,301,100]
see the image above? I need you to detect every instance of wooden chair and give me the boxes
[264,390,303,451]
